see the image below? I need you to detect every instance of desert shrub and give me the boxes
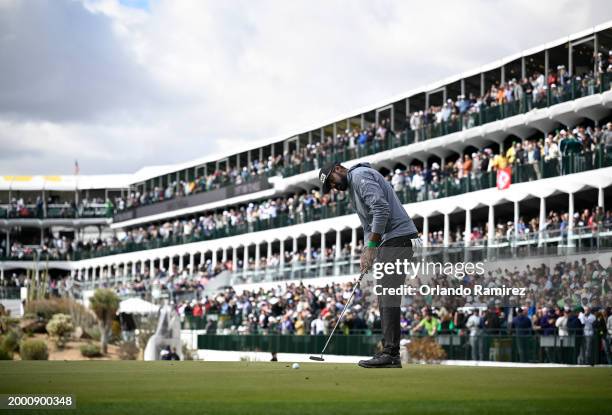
[19,339,49,360]
[80,343,102,358]
[0,346,12,360]
[407,337,447,363]
[25,299,72,321]
[118,341,139,360]
[1,329,22,353]
[182,343,195,361]
[0,316,20,334]
[83,326,101,341]
[68,302,98,334]
[46,314,74,348]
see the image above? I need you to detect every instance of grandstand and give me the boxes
[2,21,612,365]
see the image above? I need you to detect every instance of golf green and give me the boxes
[0,361,610,414]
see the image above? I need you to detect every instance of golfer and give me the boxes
[319,162,421,368]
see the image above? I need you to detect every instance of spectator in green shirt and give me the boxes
[414,309,440,336]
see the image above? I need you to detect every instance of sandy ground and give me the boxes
[15,333,122,360]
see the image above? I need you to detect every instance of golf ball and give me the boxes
[292,363,300,369]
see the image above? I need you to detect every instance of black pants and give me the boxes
[375,234,417,356]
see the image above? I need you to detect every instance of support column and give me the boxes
[212,249,218,268]
[5,229,9,257]
[306,234,311,264]
[335,229,342,259]
[538,197,546,246]
[189,252,195,275]
[149,258,154,278]
[598,187,605,211]
[266,241,272,265]
[292,237,297,254]
[488,205,495,246]
[243,245,249,276]
[443,213,450,247]
[222,247,228,264]
[131,261,136,277]
[254,243,260,270]
[568,192,575,247]
[200,251,206,269]
[321,232,326,260]
[232,246,238,272]
[279,240,285,267]
[422,217,429,247]
[513,200,519,242]
[350,227,357,258]
[464,209,471,246]
[179,254,184,272]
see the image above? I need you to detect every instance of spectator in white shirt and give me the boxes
[579,307,596,365]
[466,309,483,361]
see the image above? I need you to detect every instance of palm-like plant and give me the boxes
[89,289,119,354]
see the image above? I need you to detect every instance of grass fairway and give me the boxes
[0,361,611,415]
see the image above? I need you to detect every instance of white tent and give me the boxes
[117,297,159,315]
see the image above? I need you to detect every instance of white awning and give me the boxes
[117,297,160,314]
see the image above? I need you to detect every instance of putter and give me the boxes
[309,270,367,362]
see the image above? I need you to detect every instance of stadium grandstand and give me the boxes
[2,22,612,364]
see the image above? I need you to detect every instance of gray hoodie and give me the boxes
[347,163,418,244]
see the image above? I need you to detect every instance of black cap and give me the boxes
[318,163,338,194]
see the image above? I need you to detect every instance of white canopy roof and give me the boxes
[117,297,160,314]
[0,174,131,191]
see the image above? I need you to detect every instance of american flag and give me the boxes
[74,160,80,175]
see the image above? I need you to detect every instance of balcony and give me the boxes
[113,176,273,223]
[0,203,111,220]
[115,74,612,217]
[70,149,611,260]
[71,228,612,292]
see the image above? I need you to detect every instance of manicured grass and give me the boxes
[0,361,611,415]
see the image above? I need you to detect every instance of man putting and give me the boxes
[319,162,421,368]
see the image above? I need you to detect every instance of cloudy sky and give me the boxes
[1,0,611,175]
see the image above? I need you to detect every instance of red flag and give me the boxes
[496,167,511,190]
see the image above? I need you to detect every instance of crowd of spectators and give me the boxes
[1,197,112,219]
[0,271,72,299]
[4,196,611,263]
[390,123,612,202]
[116,64,612,213]
[7,121,606,261]
[171,256,611,363]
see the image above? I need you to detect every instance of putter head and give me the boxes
[309,356,324,361]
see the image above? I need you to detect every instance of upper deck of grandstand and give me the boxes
[0,174,130,221]
[110,22,612,223]
[3,23,612,228]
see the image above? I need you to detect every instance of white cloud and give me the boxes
[0,0,610,174]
